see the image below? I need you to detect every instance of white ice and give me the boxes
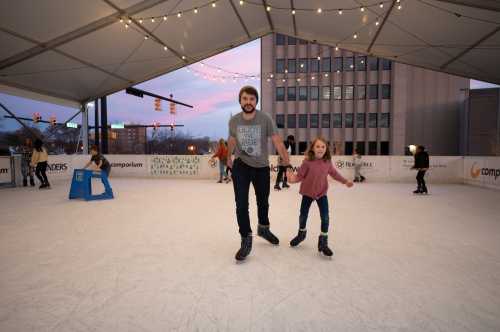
[1,178,500,332]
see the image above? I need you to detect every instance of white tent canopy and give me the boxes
[1,0,499,107]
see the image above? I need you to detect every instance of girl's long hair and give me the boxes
[34,139,44,152]
[306,137,332,161]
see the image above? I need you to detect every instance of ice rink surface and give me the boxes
[1,178,499,331]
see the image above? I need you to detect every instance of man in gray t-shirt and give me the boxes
[227,86,290,262]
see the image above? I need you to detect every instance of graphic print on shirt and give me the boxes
[237,125,261,157]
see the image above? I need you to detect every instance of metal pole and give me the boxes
[94,99,99,148]
[82,104,89,154]
[100,97,108,154]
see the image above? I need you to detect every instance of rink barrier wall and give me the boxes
[463,157,500,190]
[6,155,500,190]
[0,156,13,185]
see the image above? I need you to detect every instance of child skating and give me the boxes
[287,138,353,257]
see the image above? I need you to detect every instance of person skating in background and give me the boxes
[353,149,365,183]
[274,135,294,191]
[287,137,353,257]
[83,145,112,177]
[30,139,50,189]
[411,145,430,194]
[210,139,229,183]
[20,138,35,187]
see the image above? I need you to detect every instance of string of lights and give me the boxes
[130,0,397,22]
[117,0,407,63]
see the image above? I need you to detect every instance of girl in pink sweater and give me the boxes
[287,138,353,256]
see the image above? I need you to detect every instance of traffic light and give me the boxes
[32,112,41,123]
[49,116,57,127]
[154,98,161,111]
[169,94,176,114]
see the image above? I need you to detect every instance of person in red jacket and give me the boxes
[210,139,229,183]
[287,137,353,257]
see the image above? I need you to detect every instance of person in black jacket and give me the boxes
[411,145,430,194]
[274,135,295,190]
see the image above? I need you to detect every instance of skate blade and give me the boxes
[318,252,333,259]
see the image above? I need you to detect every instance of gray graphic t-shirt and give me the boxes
[229,111,278,168]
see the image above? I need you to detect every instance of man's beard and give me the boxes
[241,104,255,114]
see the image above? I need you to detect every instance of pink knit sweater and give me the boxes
[296,159,347,199]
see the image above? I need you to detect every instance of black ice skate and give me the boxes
[318,235,334,257]
[290,229,307,247]
[257,225,279,245]
[235,235,253,261]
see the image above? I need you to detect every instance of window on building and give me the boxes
[299,86,308,101]
[333,113,342,128]
[345,113,354,128]
[310,58,319,72]
[333,57,342,72]
[380,141,390,155]
[356,113,365,128]
[368,57,379,71]
[369,113,378,128]
[368,85,378,99]
[288,36,297,45]
[356,142,365,155]
[299,114,308,128]
[344,85,354,100]
[287,87,296,101]
[288,59,296,73]
[287,114,296,128]
[382,84,391,99]
[276,114,285,128]
[321,57,331,72]
[299,141,308,154]
[333,86,342,100]
[382,58,392,70]
[322,86,331,100]
[321,114,330,128]
[298,58,308,73]
[276,34,286,45]
[369,141,377,155]
[310,86,319,100]
[345,141,354,155]
[356,85,366,99]
[343,57,354,71]
[276,87,285,101]
[310,114,319,128]
[380,113,390,128]
[276,59,285,73]
[356,56,367,71]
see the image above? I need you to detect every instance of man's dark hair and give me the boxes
[90,144,99,152]
[238,86,259,104]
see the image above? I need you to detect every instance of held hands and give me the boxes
[227,157,233,169]
[286,166,299,184]
[345,181,354,188]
